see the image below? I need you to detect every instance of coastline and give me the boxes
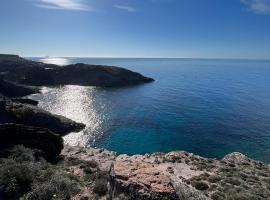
[1,55,270,199]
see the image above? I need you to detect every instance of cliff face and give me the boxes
[62,146,270,200]
[0,54,154,87]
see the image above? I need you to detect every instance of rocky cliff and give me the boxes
[61,146,270,200]
[0,54,154,87]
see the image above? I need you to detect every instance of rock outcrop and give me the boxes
[0,124,63,161]
[62,146,270,200]
[0,76,38,98]
[0,54,154,87]
[0,95,85,135]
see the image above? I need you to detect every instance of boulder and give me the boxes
[0,123,63,161]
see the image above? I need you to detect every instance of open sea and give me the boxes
[29,57,270,163]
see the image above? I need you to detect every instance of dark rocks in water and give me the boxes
[0,75,38,97]
[11,98,39,105]
[0,123,63,161]
[0,54,154,87]
[0,95,85,135]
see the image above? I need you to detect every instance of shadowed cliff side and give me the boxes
[0,94,85,135]
[0,54,154,87]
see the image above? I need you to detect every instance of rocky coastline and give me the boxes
[0,54,269,200]
[0,54,154,87]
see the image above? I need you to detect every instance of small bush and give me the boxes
[87,160,98,168]
[191,181,209,190]
[208,175,222,183]
[23,172,80,200]
[226,178,241,186]
[211,191,226,200]
[93,178,108,196]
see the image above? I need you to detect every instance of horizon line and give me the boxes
[24,56,270,61]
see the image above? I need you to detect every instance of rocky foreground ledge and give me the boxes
[0,54,154,87]
[61,146,270,200]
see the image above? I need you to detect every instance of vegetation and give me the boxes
[0,145,81,200]
[186,156,270,200]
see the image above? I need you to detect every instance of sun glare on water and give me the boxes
[33,85,109,147]
[40,57,70,66]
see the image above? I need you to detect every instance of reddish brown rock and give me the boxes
[111,159,179,200]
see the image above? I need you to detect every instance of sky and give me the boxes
[0,0,270,59]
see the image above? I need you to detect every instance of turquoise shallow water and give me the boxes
[30,58,270,163]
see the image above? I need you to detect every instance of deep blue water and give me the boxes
[30,58,270,163]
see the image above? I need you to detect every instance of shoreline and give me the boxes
[1,54,270,199]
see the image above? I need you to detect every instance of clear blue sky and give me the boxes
[0,0,270,59]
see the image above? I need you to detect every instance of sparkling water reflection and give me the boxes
[31,85,110,146]
[29,58,270,163]
[39,57,70,66]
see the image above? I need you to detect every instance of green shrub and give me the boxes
[208,175,222,183]
[0,145,81,200]
[191,181,209,190]
[226,178,241,186]
[93,178,108,196]
[211,191,226,200]
[23,172,80,200]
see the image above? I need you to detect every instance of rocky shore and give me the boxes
[0,55,269,200]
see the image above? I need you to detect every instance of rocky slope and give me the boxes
[62,146,270,200]
[0,54,154,87]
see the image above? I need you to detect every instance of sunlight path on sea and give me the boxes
[39,57,70,66]
[31,86,109,147]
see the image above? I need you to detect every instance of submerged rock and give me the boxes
[0,124,63,161]
[0,54,154,87]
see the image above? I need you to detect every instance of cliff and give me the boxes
[0,54,154,87]
[61,146,270,200]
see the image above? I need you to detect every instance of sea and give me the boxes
[29,57,270,163]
